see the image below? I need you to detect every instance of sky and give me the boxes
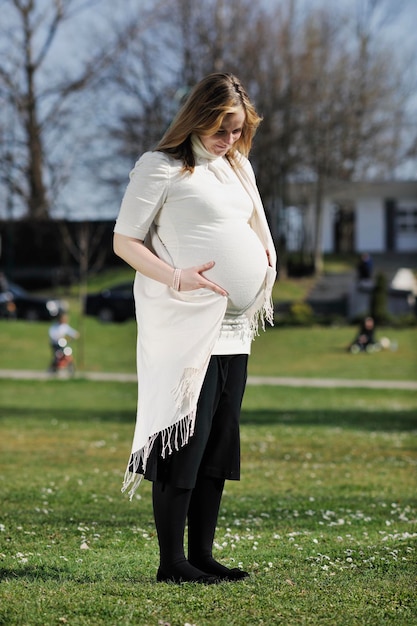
[300,0,417,60]
[1,0,416,221]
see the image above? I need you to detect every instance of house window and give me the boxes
[396,206,417,232]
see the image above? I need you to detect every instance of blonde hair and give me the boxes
[156,73,262,172]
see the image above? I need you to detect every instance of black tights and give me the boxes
[153,474,235,580]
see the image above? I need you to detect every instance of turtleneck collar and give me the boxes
[191,134,223,163]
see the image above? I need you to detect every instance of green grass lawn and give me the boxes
[2,262,414,380]
[249,326,417,381]
[1,270,416,624]
[0,319,415,382]
[0,379,416,625]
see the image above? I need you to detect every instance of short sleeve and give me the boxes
[114,151,171,240]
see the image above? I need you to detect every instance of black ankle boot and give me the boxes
[189,556,249,581]
[156,561,220,585]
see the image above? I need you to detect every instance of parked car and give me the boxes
[0,277,65,321]
[84,282,135,322]
[8,266,77,290]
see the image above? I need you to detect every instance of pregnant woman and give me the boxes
[113,73,277,584]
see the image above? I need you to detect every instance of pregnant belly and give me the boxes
[185,224,268,313]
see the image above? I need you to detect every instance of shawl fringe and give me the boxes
[121,410,197,501]
[249,294,274,338]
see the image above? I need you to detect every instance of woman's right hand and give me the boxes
[179,261,228,297]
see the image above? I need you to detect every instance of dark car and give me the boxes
[0,278,65,321]
[84,282,135,322]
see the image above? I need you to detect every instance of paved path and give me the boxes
[0,369,416,390]
[247,375,417,390]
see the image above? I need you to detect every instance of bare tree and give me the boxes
[247,0,416,273]
[296,1,413,272]
[57,220,108,369]
[249,0,302,246]
[169,0,262,83]
[101,0,263,192]
[102,0,416,277]
[0,0,158,220]
[100,17,178,186]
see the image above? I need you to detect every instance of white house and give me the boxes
[283,180,417,254]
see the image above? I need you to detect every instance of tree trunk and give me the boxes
[23,6,49,219]
[77,223,89,371]
[313,175,324,275]
[27,114,49,219]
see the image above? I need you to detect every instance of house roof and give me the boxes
[287,180,417,205]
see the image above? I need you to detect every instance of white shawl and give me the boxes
[121,143,277,499]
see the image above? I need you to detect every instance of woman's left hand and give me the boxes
[179,261,228,297]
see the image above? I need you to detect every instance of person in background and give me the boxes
[113,73,277,584]
[48,311,79,368]
[49,311,79,347]
[357,252,373,281]
[0,272,16,318]
[349,316,377,352]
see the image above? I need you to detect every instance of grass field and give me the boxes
[1,263,415,379]
[0,378,416,625]
[0,269,416,625]
[0,317,416,383]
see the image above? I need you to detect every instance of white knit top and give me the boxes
[115,142,269,353]
[114,140,277,498]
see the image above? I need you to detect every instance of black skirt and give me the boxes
[143,354,248,489]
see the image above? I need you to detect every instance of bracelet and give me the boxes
[172,268,182,291]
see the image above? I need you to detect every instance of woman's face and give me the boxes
[200,107,245,157]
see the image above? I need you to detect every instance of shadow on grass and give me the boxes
[0,407,132,424]
[241,408,417,431]
[1,406,416,432]
[0,565,146,584]
[0,564,68,583]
